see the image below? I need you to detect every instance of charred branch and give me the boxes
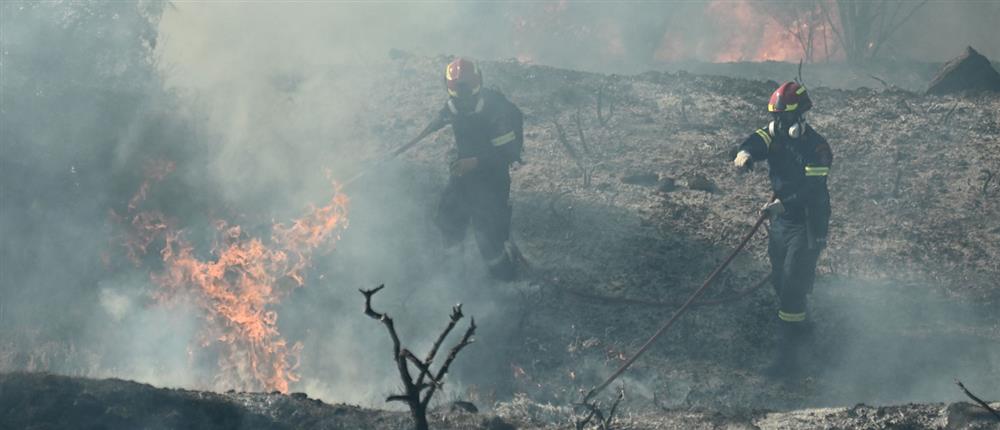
[416,304,464,386]
[597,82,615,128]
[573,402,602,430]
[679,96,690,124]
[868,74,891,90]
[402,350,437,389]
[574,110,592,157]
[940,102,959,125]
[554,119,596,187]
[554,120,583,164]
[955,379,1000,422]
[422,317,476,409]
[891,146,904,198]
[980,170,996,197]
[574,384,625,430]
[359,285,477,430]
[602,384,626,430]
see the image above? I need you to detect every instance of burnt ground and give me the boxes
[4,372,1000,429]
[372,54,1000,407]
[5,56,1000,428]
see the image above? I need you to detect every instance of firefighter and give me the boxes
[733,81,833,377]
[427,57,524,280]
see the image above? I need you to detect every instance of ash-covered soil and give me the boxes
[7,55,1000,429]
[4,372,1000,429]
[360,54,1000,423]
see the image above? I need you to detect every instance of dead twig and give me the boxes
[955,379,1000,422]
[940,102,959,125]
[981,170,996,197]
[555,120,583,164]
[423,316,476,409]
[416,304,464,387]
[574,402,601,430]
[870,0,929,58]
[601,384,625,429]
[574,383,625,430]
[555,119,595,187]
[867,74,890,89]
[597,81,614,128]
[679,96,690,124]
[574,110,593,157]
[891,147,904,198]
[360,285,477,430]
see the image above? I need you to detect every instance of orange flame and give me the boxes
[511,0,843,65]
[658,0,842,63]
[121,160,348,393]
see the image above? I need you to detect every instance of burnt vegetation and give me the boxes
[360,285,476,430]
[4,1,1000,430]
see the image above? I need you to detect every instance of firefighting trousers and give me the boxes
[767,218,823,323]
[434,172,514,279]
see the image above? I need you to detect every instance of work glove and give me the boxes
[450,157,479,177]
[733,150,752,171]
[761,198,785,218]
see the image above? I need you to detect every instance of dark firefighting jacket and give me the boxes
[434,88,523,178]
[739,124,833,241]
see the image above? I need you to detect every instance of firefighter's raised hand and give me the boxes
[761,198,785,218]
[733,150,752,172]
[450,157,479,177]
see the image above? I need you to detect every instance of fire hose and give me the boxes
[343,117,447,187]
[582,209,770,403]
[556,274,770,309]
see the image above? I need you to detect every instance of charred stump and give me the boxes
[359,285,476,430]
[927,46,1000,95]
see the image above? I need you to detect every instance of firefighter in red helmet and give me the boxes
[420,57,524,280]
[734,81,833,378]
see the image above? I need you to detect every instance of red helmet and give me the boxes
[768,82,812,114]
[445,57,482,99]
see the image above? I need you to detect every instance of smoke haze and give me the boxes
[2,0,999,413]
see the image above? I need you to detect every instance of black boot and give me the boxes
[764,320,811,379]
[486,242,517,281]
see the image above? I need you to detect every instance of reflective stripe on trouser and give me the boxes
[768,218,823,322]
[435,170,513,279]
[804,165,829,176]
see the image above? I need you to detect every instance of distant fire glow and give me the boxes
[513,0,843,64]
[120,160,349,393]
[658,0,842,63]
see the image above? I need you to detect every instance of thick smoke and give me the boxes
[0,1,208,384]
[2,0,999,412]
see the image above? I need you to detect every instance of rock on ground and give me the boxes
[927,46,1000,95]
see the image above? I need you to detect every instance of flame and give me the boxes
[128,160,175,212]
[511,0,844,65]
[111,161,176,264]
[658,0,842,63]
[120,160,348,393]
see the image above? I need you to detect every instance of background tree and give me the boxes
[822,0,929,62]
